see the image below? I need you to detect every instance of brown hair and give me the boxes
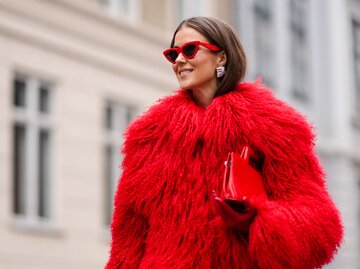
[170,17,247,96]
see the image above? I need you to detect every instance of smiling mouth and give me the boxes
[179,69,193,77]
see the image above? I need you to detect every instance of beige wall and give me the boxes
[0,0,175,268]
[142,0,167,30]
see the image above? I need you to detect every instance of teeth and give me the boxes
[179,70,192,76]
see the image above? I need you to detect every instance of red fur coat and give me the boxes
[106,81,343,269]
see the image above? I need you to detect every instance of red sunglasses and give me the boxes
[163,41,221,64]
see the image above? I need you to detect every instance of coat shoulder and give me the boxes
[234,81,314,135]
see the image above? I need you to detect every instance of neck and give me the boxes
[191,87,217,108]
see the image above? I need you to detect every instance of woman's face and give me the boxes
[172,27,223,94]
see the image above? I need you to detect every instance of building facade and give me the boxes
[0,0,176,268]
[238,0,360,268]
[0,0,359,268]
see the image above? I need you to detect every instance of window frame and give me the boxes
[253,0,276,88]
[177,0,205,23]
[101,0,140,22]
[103,101,135,230]
[352,18,360,116]
[11,74,56,232]
[289,0,311,102]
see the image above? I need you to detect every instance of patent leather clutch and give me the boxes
[223,146,266,202]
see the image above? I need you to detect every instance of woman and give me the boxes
[106,17,343,269]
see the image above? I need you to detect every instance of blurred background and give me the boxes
[0,0,359,268]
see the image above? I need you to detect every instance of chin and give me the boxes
[179,81,193,90]
[176,73,192,88]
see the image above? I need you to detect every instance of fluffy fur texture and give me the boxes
[106,81,343,269]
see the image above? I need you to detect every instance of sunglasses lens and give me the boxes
[182,44,197,57]
[165,50,179,63]
[164,43,199,63]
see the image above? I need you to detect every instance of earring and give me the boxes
[216,66,225,78]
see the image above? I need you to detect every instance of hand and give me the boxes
[212,191,257,234]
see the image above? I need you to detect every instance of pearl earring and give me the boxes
[216,66,225,78]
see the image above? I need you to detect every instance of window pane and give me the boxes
[289,0,309,101]
[254,0,274,88]
[13,124,26,215]
[353,20,360,112]
[254,0,271,19]
[104,146,113,226]
[13,78,26,107]
[119,0,129,13]
[38,129,50,218]
[178,0,203,22]
[126,107,134,124]
[39,86,50,114]
[102,0,133,17]
[101,0,110,6]
[106,105,113,130]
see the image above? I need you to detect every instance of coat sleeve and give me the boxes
[105,117,154,269]
[105,96,177,268]
[105,167,149,269]
[248,180,343,269]
[245,90,343,269]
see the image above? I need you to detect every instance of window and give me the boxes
[289,0,310,101]
[104,102,135,226]
[177,0,205,22]
[253,0,275,88]
[12,74,54,229]
[101,0,140,22]
[353,19,360,114]
[231,0,242,34]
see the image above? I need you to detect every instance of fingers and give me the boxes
[211,191,257,232]
[213,198,240,227]
[240,197,252,208]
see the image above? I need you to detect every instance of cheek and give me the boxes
[196,62,216,78]
[195,56,217,73]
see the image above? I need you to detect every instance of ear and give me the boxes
[218,51,227,66]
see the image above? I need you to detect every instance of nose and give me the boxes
[174,52,186,64]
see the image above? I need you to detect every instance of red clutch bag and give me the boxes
[223,146,266,203]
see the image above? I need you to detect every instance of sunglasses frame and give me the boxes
[163,41,221,64]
